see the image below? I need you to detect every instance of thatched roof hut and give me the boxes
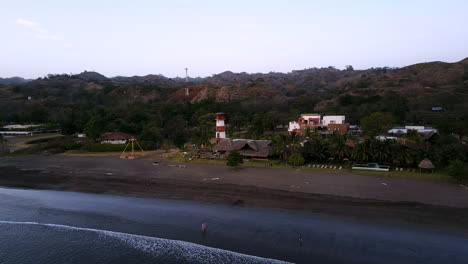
[418,158,435,171]
[213,139,272,158]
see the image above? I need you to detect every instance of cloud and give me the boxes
[16,18,38,26]
[35,33,58,40]
[16,18,72,47]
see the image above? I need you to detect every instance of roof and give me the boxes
[213,139,272,158]
[418,158,435,169]
[101,132,135,140]
[397,138,420,150]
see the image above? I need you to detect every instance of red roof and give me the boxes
[101,132,135,140]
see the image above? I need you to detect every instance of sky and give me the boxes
[1,0,468,79]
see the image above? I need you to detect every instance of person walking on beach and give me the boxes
[201,222,207,237]
[298,234,304,247]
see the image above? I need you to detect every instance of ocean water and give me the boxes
[0,187,468,264]
[0,221,288,264]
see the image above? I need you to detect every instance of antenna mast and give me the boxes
[185,68,189,96]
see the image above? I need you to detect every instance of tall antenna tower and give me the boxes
[184,68,189,96]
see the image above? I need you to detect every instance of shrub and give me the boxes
[448,159,466,181]
[289,153,305,167]
[227,151,243,167]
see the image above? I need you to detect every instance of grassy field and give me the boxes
[167,151,452,181]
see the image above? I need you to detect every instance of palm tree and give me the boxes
[329,134,348,161]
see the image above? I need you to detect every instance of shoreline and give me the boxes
[2,158,468,233]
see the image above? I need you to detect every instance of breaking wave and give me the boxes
[0,221,290,264]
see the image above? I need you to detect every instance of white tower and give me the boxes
[215,112,227,141]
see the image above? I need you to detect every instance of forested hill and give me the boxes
[0,58,467,138]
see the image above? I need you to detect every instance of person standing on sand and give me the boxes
[298,234,304,247]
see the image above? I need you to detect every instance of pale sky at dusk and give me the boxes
[1,0,468,79]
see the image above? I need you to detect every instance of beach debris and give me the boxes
[106,172,113,176]
[166,164,176,167]
[152,161,160,166]
[233,199,244,206]
[333,166,337,169]
[296,169,301,171]
[460,184,468,191]
[305,181,310,184]
[211,177,219,180]
[381,182,388,186]
[178,165,187,168]
[202,178,207,181]
[339,166,342,170]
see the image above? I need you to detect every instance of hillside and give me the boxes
[0,58,467,127]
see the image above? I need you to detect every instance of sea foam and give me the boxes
[0,221,291,264]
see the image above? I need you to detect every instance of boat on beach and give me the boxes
[352,163,390,171]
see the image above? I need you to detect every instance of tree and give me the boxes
[361,112,395,137]
[329,134,349,161]
[173,130,187,148]
[84,115,106,140]
[289,153,305,166]
[448,159,466,181]
[227,151,243,167]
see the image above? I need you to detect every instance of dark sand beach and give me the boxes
[1,154,468,232]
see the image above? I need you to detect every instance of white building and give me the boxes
[288,114,349,135]
[322,115,346,125]
[388,126,438,135]
[3,124,41,130]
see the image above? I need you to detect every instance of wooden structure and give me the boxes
[120,138,144,159]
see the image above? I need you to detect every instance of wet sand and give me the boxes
[1,154,468,231]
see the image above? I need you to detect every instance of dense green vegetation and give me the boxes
[227,150,243,167]
[1,59,467,178]
[268,131,467,180]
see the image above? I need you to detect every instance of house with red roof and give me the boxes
[100,132,135,144]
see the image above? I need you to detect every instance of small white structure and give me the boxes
[288,121,300,133]
[322,116,346,125]
[3,124,41,130]
[388,126,438,135]
[0,131,33,136]
[376,136,397,141]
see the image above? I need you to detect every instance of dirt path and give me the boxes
[4,133,62,152]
